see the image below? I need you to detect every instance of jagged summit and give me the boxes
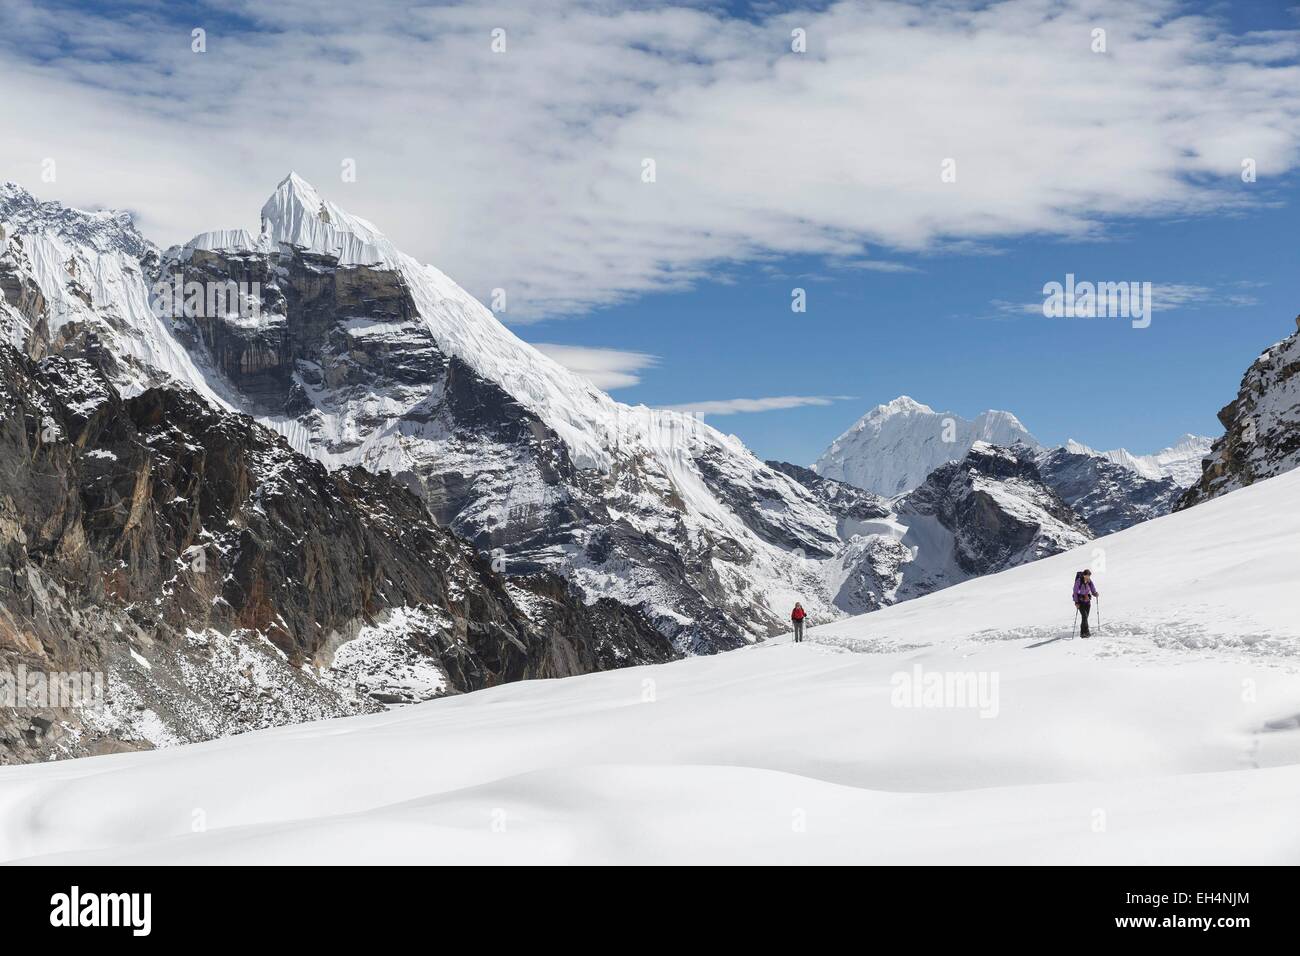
[170,174,629,470]
[868,395,931,417]
[257,172,391,266]
[814,396,1040,496]
[0,180,150,258]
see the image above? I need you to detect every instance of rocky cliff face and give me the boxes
[1036,446,1182,535]
[897,442,1092,578]
[1178,323,1300,509]
[0,337,674,764]
[765,461,892,529]
[0,223,47,350]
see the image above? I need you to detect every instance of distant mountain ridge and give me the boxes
[812,396,1039,496]
[1063,434,1212,488]
[778,441,1091,614]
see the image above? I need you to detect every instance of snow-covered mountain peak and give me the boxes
[968,439,1014,461]
[975,408,1032,434]
[0,181,230,403]
[0,181,150,259]
[256,172,392,267]
[868,395,933,420]
[814,397,1039,495]
[167,174,639,469]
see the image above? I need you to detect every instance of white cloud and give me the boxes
[1148,283,1261,311]
[1,0,1298,319]
[528,343,658,389]
[988,280,1262,318]
[846,260,922,274]
[662,395,852,416]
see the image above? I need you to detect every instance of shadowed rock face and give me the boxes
[764,460,892,525]
[170,246,435,417]
[0,230,47,345]
[1178,325,1300,510]
[0,341,675,764]
[899,443,1092,577]
[1036,447,1181,535]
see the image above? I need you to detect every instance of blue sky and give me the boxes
[2,0,1299,465]
[527,175,1300,464]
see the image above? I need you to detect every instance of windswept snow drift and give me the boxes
[2,469,1297,865]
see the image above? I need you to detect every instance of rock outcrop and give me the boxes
[1036,446,1182,535]
[1178,323,1300,509]
[897,442,1092,578]
[0,341,675,764]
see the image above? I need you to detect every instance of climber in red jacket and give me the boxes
[792,602,807,643]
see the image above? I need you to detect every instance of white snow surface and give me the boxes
[1065,433,1213,487]
[814,396,1040,495]
[3,468,1296,865]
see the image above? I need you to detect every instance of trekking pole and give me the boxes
[1072,606,1079,639]
[1096,598,1101,635]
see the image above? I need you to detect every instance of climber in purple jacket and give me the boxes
[1072,569,1099,638]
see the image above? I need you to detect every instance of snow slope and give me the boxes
[3,469,1296,865]
[814,396,1039,495]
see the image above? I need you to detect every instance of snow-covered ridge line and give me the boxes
[1064,434,1213,487]
[815,390,1214,495]
[0,181,231,408]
